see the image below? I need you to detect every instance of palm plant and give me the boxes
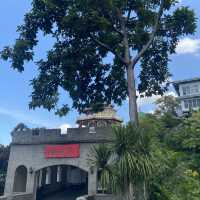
[89,144,112,193]
[89,123,153,200]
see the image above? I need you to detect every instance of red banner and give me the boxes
[44,144,80,158]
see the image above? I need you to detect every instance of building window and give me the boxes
[184,99,200,109]
[193,99,197,107]
[182,86,190,95]
[97,121,107,127]
[188,100,192,108]
[191,84,199,94]
[197,99,200,107]
[184,100,189,109]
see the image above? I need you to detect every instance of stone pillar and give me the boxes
[33,171,40,200]
[46,167,51,185]
[26,169,36,194]
[4,165,15,195]
[38,170,42,187]
[57,166,62,183]
[88,167,97,195]
[66,166,71,186]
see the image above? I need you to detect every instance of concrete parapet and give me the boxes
[12,127,113,145]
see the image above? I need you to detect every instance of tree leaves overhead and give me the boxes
[1,0,196,115]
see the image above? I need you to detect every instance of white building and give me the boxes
[173,77,200,113]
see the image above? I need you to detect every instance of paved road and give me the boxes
[42,188,87,200]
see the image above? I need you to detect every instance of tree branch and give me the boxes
[127,8,132,22]
[90,34,126,65]
[132,0,165,66]
[112,24,124,37]
[107,13,124,37]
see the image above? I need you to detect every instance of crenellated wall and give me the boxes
[12,127,113,145]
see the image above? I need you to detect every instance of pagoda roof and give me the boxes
[76,105,123,123]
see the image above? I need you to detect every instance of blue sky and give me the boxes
[0,0,200,145]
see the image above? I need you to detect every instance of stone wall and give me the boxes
[4,142,97,196]
[4,127,113,199]
[12,127,113,145]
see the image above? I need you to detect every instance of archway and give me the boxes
[13,165,27,193]
[36,165,88,200]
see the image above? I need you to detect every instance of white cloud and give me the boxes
[176,38,200,55]
[137,91,177,106]
[0,107,51,127]
[0,106,73,135]
[137,95,160,106]
[59,123,71,134]
[166,91,178,97]
[147,110,155,114]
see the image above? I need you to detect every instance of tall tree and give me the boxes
[1,0,196,123]
[155,95,180,116]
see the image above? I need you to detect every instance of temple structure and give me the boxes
[1,106,121,200]
[77,105,122,128]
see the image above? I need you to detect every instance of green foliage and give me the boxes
[90,123,152,199]
[90,111,200,200]
[138,111,200,200]
[155,95,180,116]
[1,0,196,115]
[149,147,200,200]
[0,145,10,195]
[165,111,200,153]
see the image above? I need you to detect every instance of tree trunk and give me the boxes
[121,186,134,200]
[135,181,147,200]
[127,63,139,125]
[120,15,138,125]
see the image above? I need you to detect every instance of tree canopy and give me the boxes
[155,95,180,116]
[140,110,200,200]
[1,0,196,122]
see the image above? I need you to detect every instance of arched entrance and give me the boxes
[13,165,27,193]
[36,165,88,200]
